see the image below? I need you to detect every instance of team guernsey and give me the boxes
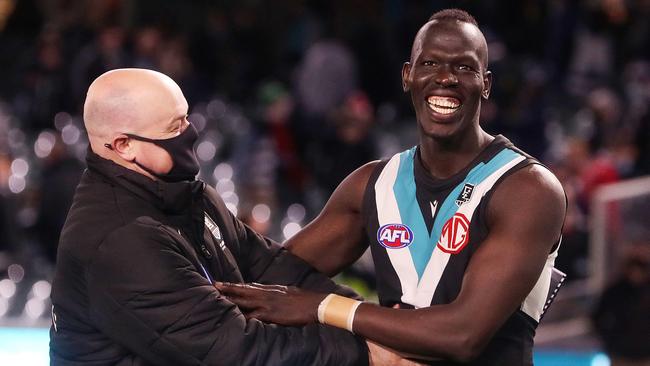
[362,135,561,365]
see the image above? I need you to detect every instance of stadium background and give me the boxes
[0,0,648,364]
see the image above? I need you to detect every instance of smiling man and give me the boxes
[218,9,567,365]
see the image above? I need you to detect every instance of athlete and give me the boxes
[217,9,567,365]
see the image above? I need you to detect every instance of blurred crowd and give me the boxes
[0,0,648,337]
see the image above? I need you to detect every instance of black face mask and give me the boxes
[106,123,200,182]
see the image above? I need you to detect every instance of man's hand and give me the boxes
[215,282,327,326]
[367,341,426,366]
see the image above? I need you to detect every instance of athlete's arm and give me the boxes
[217,164,566,362]
[349,165,566,361]
[285,161,380,276]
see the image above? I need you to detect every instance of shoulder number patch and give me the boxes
[437,213,470,254]
[377,223,414,249]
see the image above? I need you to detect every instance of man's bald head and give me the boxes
[83,68,188,155]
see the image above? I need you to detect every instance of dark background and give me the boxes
[0,0,648,361]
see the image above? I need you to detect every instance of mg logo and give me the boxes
[377,224,414,249]
[437,213,470,254]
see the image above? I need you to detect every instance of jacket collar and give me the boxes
[85,148,204,214]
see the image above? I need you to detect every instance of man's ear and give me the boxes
[111,135,136,162]
[401,62,412,92]
[482,70,492,99]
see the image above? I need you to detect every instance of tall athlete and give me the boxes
[217,9,566,365]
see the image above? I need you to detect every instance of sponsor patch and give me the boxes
[455,183,475,206]
[437,213,470,254]
[377,223,414,249]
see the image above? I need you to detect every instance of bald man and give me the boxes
[217,9,567,365]
[49,68,396,365]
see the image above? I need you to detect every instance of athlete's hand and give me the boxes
[215,282,326,326]
[367,341,426,366]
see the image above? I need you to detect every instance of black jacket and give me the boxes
[50,150,369,366]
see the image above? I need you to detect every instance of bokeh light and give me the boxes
[282,222,302,240]
[252,204,271,223]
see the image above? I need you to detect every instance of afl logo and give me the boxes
[437,213,470,254]
[377,224,414,249]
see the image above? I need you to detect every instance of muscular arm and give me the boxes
[203,184,363,299]
[220,164,566,363]
[231,212,363,299]
[286,161,380,276]
[351,165,566,361]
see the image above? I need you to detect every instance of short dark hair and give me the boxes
[429,8,478,27]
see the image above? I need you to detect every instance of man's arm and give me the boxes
[229,213,364,299]
[206,172,368,299]
[218,164,566,362]
[285,161,380,276]
[87,218,368,366]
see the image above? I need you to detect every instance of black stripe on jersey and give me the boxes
[362,160,404,306]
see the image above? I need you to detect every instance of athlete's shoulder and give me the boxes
[324,160,383,214]
[492,135,561,194]
[362,146,416,183]
[489,163,566,225]
[334,148,415,208]
[505,164,564,199]
[342,160,383,190]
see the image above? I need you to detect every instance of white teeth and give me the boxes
[430,105,456,114]
[426,96,461,114]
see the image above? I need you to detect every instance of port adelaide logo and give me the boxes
[377,224,414,249]
[455,183,475,206]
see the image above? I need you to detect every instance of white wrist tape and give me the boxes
[317,294,362,333]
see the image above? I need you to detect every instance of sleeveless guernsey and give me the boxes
[362,135,561,365]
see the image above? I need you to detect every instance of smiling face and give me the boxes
[402,19,491,141]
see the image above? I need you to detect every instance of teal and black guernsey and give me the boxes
[362,135,562,366]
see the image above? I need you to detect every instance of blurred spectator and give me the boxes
[304,90,376,195]
[0,152,18,253]
[257,81,307,201]
[291,39,374,208]
[635,108,650,175]
[33,135,83,262]
[13,27,70,130]
[70,25,129,107]
[131,26,162,70]
[564,138,620,211]
[592,244,650,366]
[583,88,625,153]
[295,40,358,119]
[553,162,590,281]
